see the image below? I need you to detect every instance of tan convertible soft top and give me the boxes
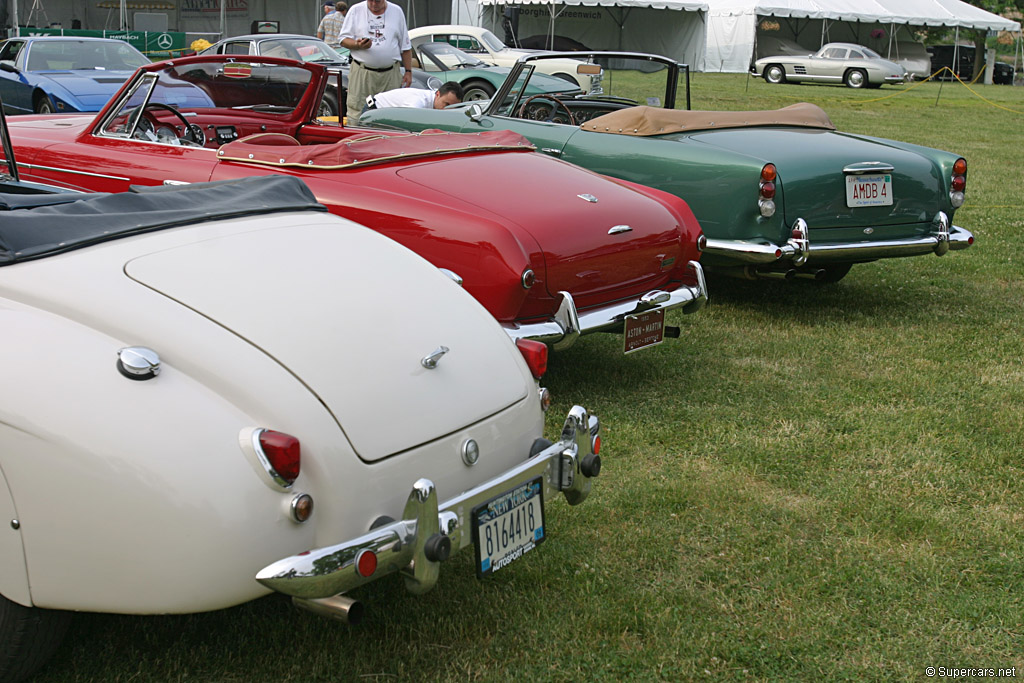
[580,102,836,136]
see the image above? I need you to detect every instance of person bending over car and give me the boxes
[365,81,463,112]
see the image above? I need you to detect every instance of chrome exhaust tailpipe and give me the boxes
[749,267,795,280]
[293,594,365,625]
[793,269,826,281]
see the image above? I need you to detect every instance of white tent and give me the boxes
[475,0,709,69]
[705,0,1021,72]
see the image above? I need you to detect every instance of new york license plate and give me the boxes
[624,309,665,353]
[846,173,893,207]
[473,478,545,577]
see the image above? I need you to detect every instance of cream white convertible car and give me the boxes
[0,175,601,681]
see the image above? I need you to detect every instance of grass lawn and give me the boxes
[36,74,1024,682]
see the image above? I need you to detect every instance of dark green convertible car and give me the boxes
[360,52,973,283]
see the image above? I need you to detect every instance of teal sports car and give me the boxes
[361,51,973,283]
[411,41,584,103]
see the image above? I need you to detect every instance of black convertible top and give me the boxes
[0,176,327,265]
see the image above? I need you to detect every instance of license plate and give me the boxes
[846,173,893,207]
[624,308,665,353]
[473,477,545,577]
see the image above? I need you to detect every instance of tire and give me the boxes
[764,64,786,84]
[461,80,495,102]
[844,69,868,88]
[318,89,339,118]
[34,95,55,114]
[0,592,71,682]
[818,263,853,283]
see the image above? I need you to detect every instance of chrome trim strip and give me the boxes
[502,260,707,349]
[15,162,130,183]
[843,161,895,175]
[256,405,600,599]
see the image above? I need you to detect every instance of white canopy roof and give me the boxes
[477,0,707,10]
[708,0,1019,31]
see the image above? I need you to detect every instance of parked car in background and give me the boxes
[196,33,439,117]
[410,40,583,101]
[1,54,707,352]
[753,42,907,88]
[927,44,1014,84]
[0,36,149,114]
[361,51,973,284]
[410,24,600,92]
[0,170,605,682]
[888,41,931,80]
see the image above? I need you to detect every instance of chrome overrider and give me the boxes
[703,212,973,266]
[505,260,708,351]
[256,406,601,617]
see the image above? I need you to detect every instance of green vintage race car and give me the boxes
[360,52,972,283]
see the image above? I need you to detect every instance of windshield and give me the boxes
[260,38,348,64]
[26,39,149,71]
[418,42,487,71]
[477,29,507,53]
[101,61,312,136]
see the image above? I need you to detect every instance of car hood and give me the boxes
[684,127,943,229]
[43,69,135,106]
[395,153,687,308]
[124,215,530,462]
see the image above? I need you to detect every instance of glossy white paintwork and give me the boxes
[0,210,542,613]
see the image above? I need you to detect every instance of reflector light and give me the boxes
[538,387,552,412]
[521,268,536,289]
[761,163,777,182]
[290,493,314,523]
[516,339,548,379]
[697,234,706,252]
[760,181,776,199]
[258,430,301,486]
[355,549,377,578]
[951,176,966,192]
[953,158,967,175]
[592,435,601,455]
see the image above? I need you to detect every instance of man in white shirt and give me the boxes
[367,81,463,111]
[338,0,412,124]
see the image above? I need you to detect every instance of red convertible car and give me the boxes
[1,55,706,353]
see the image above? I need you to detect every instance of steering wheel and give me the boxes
[518,94,577,126]
[135,102,199,144]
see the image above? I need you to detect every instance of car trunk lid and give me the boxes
[124,216,530,462]
[395,153,684,309]
[687,127,942,232]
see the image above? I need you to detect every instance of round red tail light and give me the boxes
[516,338,548,379]
[257,430,301,486]
[951,175,966,192]
[761,163,777,182]
[759,181,776,199]
[355,549,377,578]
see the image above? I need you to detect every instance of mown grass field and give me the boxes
[36,74,1024,682]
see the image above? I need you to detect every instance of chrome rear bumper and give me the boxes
[703,213,973,266]
[504,260,707,350]
[256,406,601,601]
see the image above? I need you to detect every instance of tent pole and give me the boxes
[12,0,19,35]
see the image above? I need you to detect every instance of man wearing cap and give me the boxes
[339,0,412,125]
[316,2,347,48]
